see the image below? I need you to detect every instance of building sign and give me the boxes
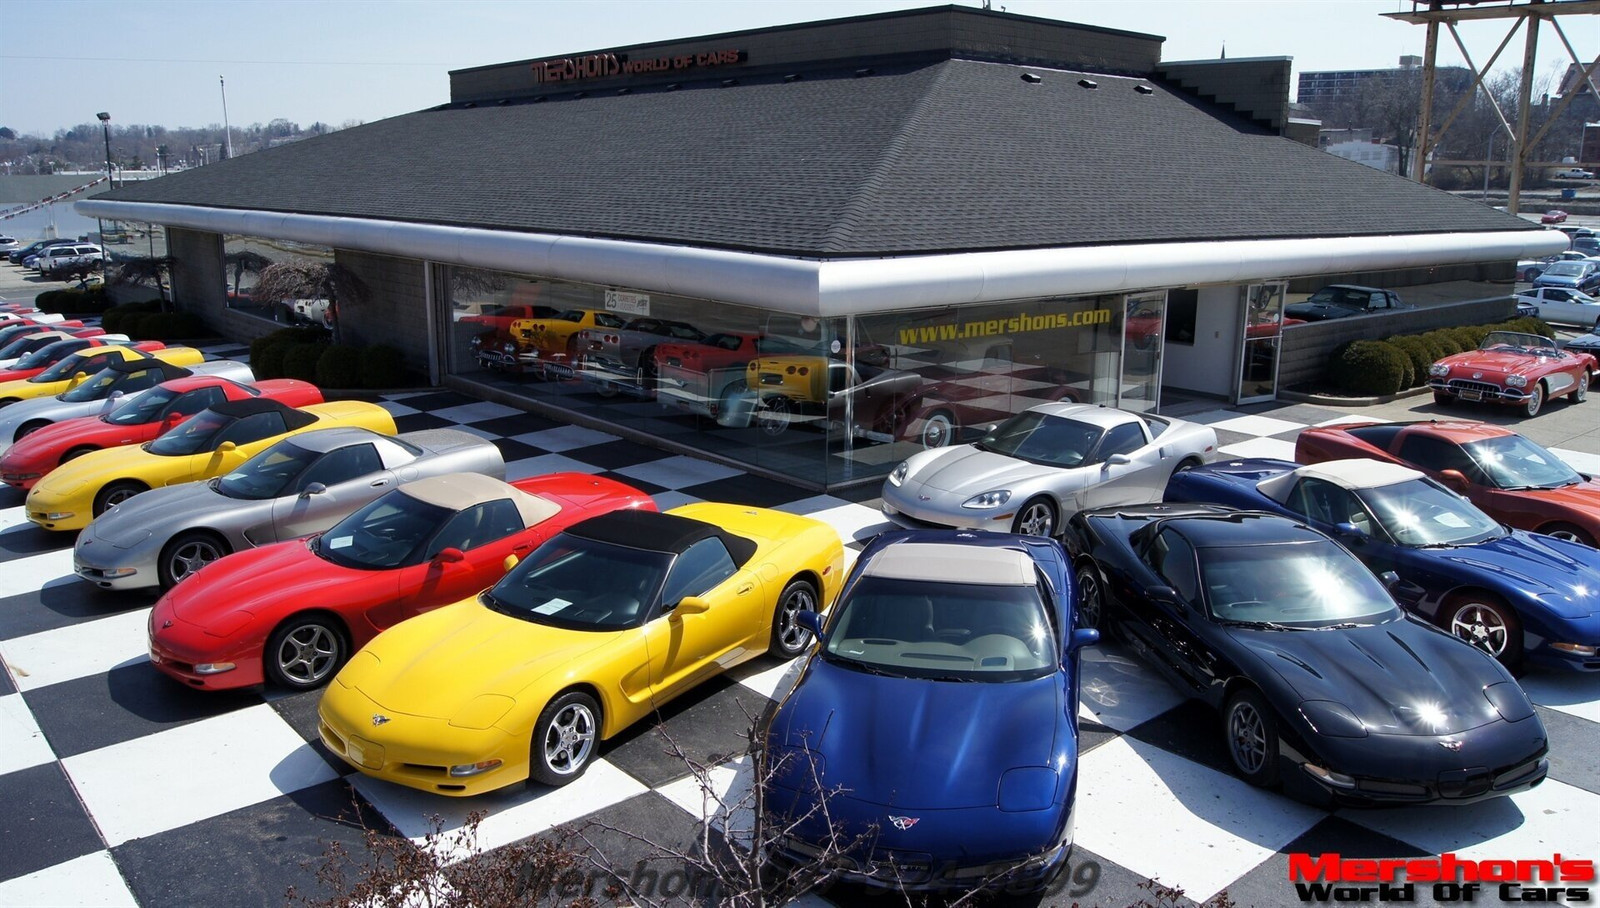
[605,290,650,316]
[532,49,746,84]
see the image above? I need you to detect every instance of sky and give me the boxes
[1,0,1595,136]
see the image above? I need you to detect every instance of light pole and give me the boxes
[219,76,233,159]
[96,112,113,188]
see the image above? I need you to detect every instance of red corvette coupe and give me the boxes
[1297,419,1600,546]
[0,338,164,383]
[0,375,321,489]
[1428,330,1596,417]
[147,472,655,691]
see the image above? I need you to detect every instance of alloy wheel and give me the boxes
[1450,602,1509,657]
[543,702,597,776]
[276,624,340,685]
[1228,700,1268,775]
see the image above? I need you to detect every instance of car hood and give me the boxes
[1442,531,1600,619]
[84,480,246,548]
[771,658,1061,809]
[0,415,117,472]
[355,604,622,718]
[905,446,1057,494]
[1232,622,1504,736]
[1283,302,1356,320]
[169,539,366,623]
[1439,350,1538,376]
[27,443,175,503]
[0,397,83,449]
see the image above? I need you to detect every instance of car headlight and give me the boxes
[962,489,1011,509]
[502,341,516,353]
[1505,374,1528,388]
[448,693,516,730]
[1298,700,1367,738]
[1429,363,1451,377]
[1549,642,1598,656]
[888,461,909,486]
[39,511,75,520]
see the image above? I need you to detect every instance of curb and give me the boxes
[1277,386,1433,408]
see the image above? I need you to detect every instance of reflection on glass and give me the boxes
[1238,283,1285,401]
[221,235,334,324]
[1122,292,1165,413]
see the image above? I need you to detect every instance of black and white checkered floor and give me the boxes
[2,351,1597,907]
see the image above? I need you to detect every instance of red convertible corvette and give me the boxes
[147,472,655,691]
[1428,330,1596,417]
[1296,419,1600,546]
[0,375,321,489]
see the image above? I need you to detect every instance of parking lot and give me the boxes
[0,264,1596,907]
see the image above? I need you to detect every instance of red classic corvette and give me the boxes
[1297,419,1600,546]
[0,376,322,489]
[1427,330,1596,417]
[458,304,558,334]
[0,338,165,383]
[147,472,655,691]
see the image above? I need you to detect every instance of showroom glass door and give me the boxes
[1236,282,1286,404]
[1120,291,1166,413]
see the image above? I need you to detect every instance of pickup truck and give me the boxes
[1283,284,1409,321]
[35,244,105,278]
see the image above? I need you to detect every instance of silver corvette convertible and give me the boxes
[880,402,1217,537]
[73,426,505,591]
[0,358,254,452]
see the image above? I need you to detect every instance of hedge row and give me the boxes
[1329,317,1558,397]
[248,329,408,388]
[34,286,110,315]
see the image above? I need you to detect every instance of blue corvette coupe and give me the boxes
[1167,458,1600,672]
[761,529,1098,892]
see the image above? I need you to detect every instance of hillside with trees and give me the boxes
[0,118,361,175]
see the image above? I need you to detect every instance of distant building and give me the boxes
[1297,57,1470,112]
[1318,127,1375,148]
[1583,123,1600,168]
[1325,140,1400,174]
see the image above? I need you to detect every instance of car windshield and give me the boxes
[313,492,452,570]
[1545,262,1589,277]
[1199,541,1400,629]
[822,576,1056,681]
[106,387,177,425]
[1480,331,1558,357]
[977,411,1105,468]
[483,533,670,630]
[0,326,35,345]
[1464,434,1583,490]
[215,442,317,500]
[148,409,231,456]
[31,352,107,383]
[1306,287,1368,307]
[57,367,125,402]
[11,343,71,370]
[1357,478,1504,546]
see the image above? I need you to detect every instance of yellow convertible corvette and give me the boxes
[0,344,205,404]
[26,398,395,531]
[318,503,844,796]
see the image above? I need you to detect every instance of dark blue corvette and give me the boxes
[760,529,1097,892]
[1167,458,1600,672]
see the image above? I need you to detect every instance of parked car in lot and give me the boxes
[8,238,77,265]
[1517,250,1590,282]
[1427,330,1596,417]
[1283,284,1409,321]
[1543,210,1570,225]
[1514,286,1600,328]
[1069,503,1549,802]
[763,530,1097,892]
[1532,260,1600,294]
[1554,168,1595,180]
[34,243,104,277]
[0,236,18,254]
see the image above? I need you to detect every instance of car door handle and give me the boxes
[737,583,755,595]
[512,543,532,554]
[370,479,388,487]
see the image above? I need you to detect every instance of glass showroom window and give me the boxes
[219,235,335,325]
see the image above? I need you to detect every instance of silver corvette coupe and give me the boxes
[73,426,505,591]
[0,358,255,451]
[880,402,1217,537]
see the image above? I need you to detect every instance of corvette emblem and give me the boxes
[918,495,931,501]
[371,715,391,727]
[888,816,919,830]
[1472,372,1483,380]
[162,620,173,628]
[1439,739,1463,751]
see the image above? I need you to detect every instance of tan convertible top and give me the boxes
[863,542,1034,586]
[1255,458,1423,504]
[396,473,560,526]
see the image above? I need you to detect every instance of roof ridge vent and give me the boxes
[784,73,803,83]
[1078,78,1099,89]
[855,67,875,78]
[1020,72,1042,84]
[1135,84,1154,94]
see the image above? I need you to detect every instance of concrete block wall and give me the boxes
[1278,297,1519,390]
[332,250,429,369]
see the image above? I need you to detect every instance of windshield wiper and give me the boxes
[1217,618,1301,631]
[926,674,982,683]
[1319,622,1373,630]
[826,655,898,677]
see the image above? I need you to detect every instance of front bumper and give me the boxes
[74,525,160,591]
[1429,378,1532,406]
[148,625,265,691]
[26,501,92,532]
[879,484,1015,533]
[1287,725,1549,807]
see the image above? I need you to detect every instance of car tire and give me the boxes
[530,690,601,787]
[15,420,50,441]
[62,445,98,463]
[1012,496,1058,538]
[93,480,146,516]
[1523,382,1545,418]
[1074,562,1103,630]
[1442,594,1524,671]
[265,614,348,690]
[920,409,957,449]
[756,396,791,437]
[1539,522,1596,547]
[1173,456,1203,475]
[1570,371,1589,404]
[1223,689,1281,788]
[769,577,820,659]
[1432,391,1454,407]
[158,531,231,590]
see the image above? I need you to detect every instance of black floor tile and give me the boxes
[268,690,352,776]
[0,523,68,561]
[1223,816,1438,908]
[576,441,674,471]
[1078,718,1119,755]
[393,412,453,433]
[597,470,668,497]
[603,676,772,789]
[1121,700,1233,779]
[491,438,548,464]
[676,473,816,509]
[397,391,478,412]
[1536,704,1600,795]
[24,662,264,758]
[0,660,14,696]
[1211,428,1253,449]
[0,581,158,642]
[469,412,565,436]
[0,762,104,882]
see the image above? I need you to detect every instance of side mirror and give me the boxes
[1146,584,1186,612]
[1438,469,1470,493]
[1333,521,1369,540]
[1103,453,1133,468]
[216,440,237,454]
[503,554,519,572]
[68,371,87,387]
[1068,627,1100,652]
[163,412,183,428]
[796,609,826,641]
[673,595,712,615]
[433,547,465,564]
[299,482,327,499]
[109,389,124,400]
[1379,570,1401,591]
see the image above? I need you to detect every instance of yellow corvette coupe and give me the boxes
[26,398,395,531]
[318,503,844,796]
[0,344,204,404]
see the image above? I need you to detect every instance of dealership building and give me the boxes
[79,5,1565,490]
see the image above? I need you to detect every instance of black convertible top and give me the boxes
[209,397,318,431]
[107,357,192,381]
[565,509,756,567]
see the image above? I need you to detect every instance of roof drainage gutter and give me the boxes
[78,200,1565,317]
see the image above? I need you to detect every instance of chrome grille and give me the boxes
[1446,379,1501,396]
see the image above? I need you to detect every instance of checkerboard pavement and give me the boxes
[2,354,1597,907]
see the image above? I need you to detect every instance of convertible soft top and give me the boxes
[209,397,318,431]
[1256,458,1421,503]
[107,357,192,381]
[565,508,756,567]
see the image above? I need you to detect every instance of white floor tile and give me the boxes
[0,851,138,908]
[1074,737,1323,902]
[0,607,151,693]
[775,494,853,517]
[1509,672,1600,724]
[1550,447,1600,476]
[656,753,756,846]
[1175,409,1240,427]
[615,455,744,490]
[1076,643,1187,732]
[0,548,74,600]
[513,425,620,453]
[379,401,420,418]
[0,504,28,533]
[1208,414,1309,437]
[504,453,606,481]
[432,401,522,424]
[652,491,705,512]
[0,692,54,775]
[353,759,648,863]
[1341,777,1600,860]
[61,703,339,846]
[730,656,805,700]
[1217,437,1300,462]
[789,502,894,544]
[1314,414,1391,427]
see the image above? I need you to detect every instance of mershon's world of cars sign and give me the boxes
[531,49,745,84]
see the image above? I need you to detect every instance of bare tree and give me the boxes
[223,248,272,296]
[106,254,177,311]
[251,260,368,342]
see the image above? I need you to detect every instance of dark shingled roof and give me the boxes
[99,59,1536,257]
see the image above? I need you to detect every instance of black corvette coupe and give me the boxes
[1067,504,1548,806]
